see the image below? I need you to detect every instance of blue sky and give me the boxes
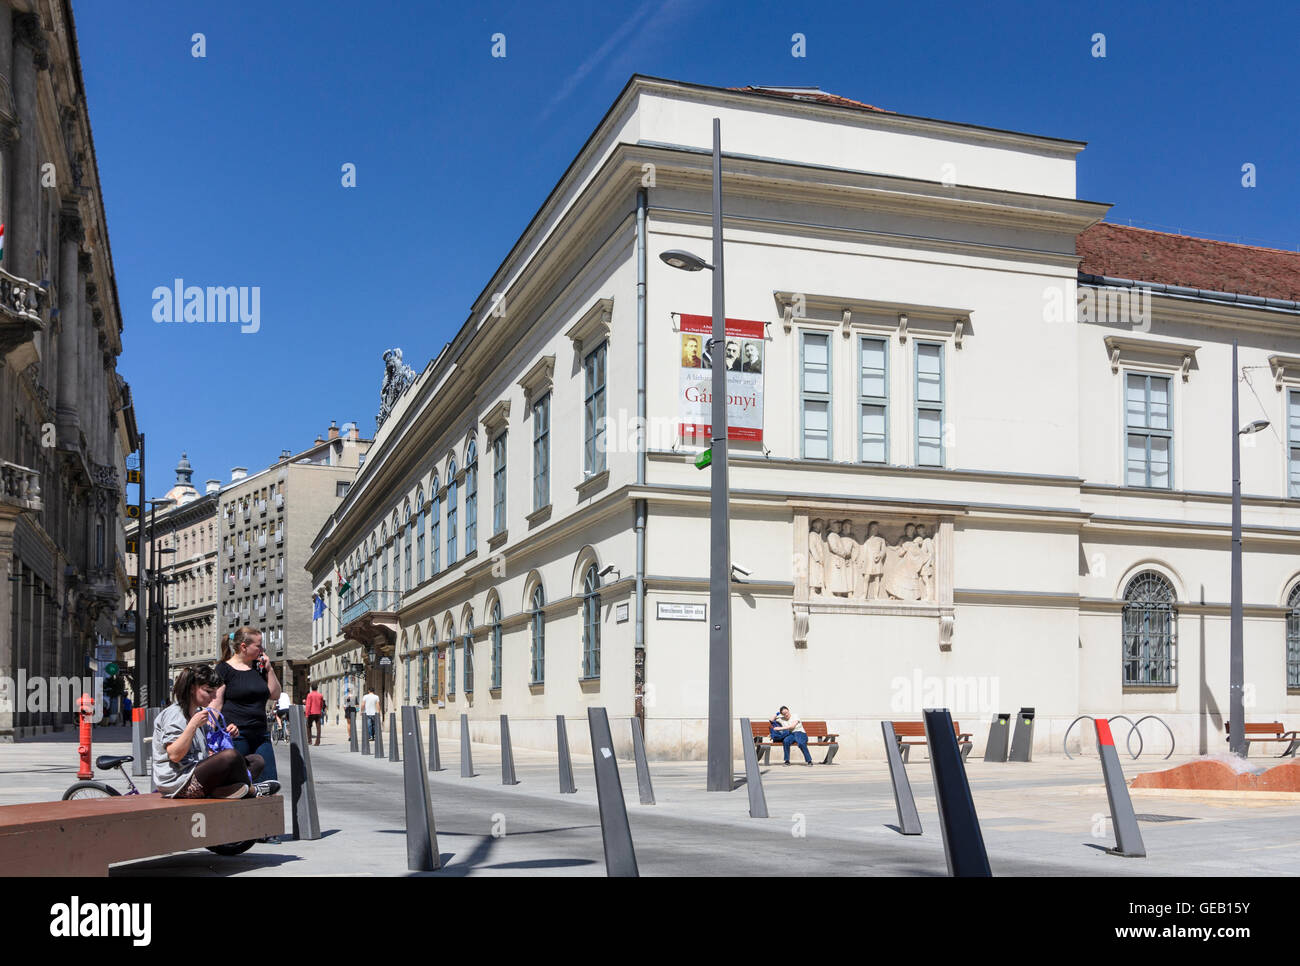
[71,0,1299,490]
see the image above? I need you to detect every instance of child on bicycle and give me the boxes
[152,665,280,800]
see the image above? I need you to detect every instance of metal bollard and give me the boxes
[556,715,577,793]
[738,718,769,819]
[1009,707,1035,762]
[1095,718,1146,858]
[288,705,321,840]
[587,707,638,877]
[460,713,476,777]
[500,715,519,785]
[388,713,400,762]
[630,716,655,805]
[428,715,443,772]
[361,714,371,755]
[401,706,441,871]
[373,712,385,759]
[983,712,1012,763]
[881,721,922,835]
[923,708,991,876]
[349,712,358,752]
[131,707,148,776]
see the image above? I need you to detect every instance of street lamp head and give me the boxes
[660,249,711,272]
[1239,419,1270,435]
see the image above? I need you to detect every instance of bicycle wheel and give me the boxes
[207,840,255,856]
[62,781,121,800]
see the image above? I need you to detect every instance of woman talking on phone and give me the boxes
[215,626,282,789]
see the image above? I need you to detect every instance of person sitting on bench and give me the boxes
[153,665,280,800]
[771,706,814,766]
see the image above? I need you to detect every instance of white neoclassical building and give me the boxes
[304,76,1300,760]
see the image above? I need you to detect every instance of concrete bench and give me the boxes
[889,720,973,762]
[749,720,840,764]
[0,794,284,876]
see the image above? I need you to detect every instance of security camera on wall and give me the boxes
[730,563,751,582]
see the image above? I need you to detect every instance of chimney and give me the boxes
[314,434,325,445]
[205,479,221,495]
[349,425,359,441]
[230,466,247,483]
[327,420,339,440]
[280,449,291,461]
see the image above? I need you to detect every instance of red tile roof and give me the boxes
[729,86,893,114]
[1077,223,1300,302]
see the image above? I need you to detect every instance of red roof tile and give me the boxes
[729,86,893,114]
[1077,223,1300,302]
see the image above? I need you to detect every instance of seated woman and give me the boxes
[152,665,280,799]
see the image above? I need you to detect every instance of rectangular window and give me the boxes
[430,492,440,574]
[464,634,473,694]
[533,393,550,510]
[915,341,945,467]
[584,343,607,476]
[1289,389,1300,499]
[336,481,349,498]
[800,331,831,459]
[1125,372,1172,488]
[858,336,888,463]
[493,433,507,534]
[447,478,458,565]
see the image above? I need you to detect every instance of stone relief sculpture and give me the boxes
[376,347,417,431]
[807,518,827,597]
[803,517,939,603]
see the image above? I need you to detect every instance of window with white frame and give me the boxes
[447,461,458,565]
[858,336,888,463]
[530,585,545,685]
[490,601,502,690]
[534,393,550,510]
[1125,372,1172,488]
[492,432,507,535]
[465,441,478,555]
[800,331,831,459]
[429,475,440,574]
[416,489,426,583]
[584,343,607,475]
[915,341,945,467]
[1288,389,1300,499]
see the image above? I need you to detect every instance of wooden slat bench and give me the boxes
[0,794,284,876]
[889,721,973,762]
[749,720,840,764]
[1225,721,1300,758]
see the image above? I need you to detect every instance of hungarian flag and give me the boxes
[337,569,351,594]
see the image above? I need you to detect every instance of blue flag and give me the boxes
[312,594,325,620]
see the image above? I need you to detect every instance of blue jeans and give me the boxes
[783,730,811,763]
[233,729,277,782]
[365,714,377,740]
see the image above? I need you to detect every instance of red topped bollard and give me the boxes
[77,693,95,780]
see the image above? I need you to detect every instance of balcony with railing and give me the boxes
[258,568,266,585]
[0,267,46,370]
[258,533,267,549]
[242,505,251,522]
[257,500,267,516]
[239,540,250,556]
[340,590,401,644]
[274,528,283,545]
[0,460,41,513]
[241,574,251,589]
[274,493,284,510]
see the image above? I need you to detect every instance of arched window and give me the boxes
[394,516,402,596]
[1122,572,1177,686]
[419,632,429,706]
[380,525,388,594]
[582,565,601,679]
[530,585,545,685]
[1287,584,1300,689]
[415,489,426,584]
[403,501,413,591]
[429,475,441,574]
[490,600,503,690]
[447,619,457,699]
[447,460,458,565]
[404,634,413,704]
[465,440,478,556]
[464,608,475,694]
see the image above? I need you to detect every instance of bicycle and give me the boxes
[62,754,257,856]
[268,710,292,744]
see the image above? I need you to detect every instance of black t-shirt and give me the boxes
[214,661,271,734]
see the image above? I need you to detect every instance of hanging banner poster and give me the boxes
[678,313,765,443]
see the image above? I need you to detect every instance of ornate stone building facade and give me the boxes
[0,1,136,739]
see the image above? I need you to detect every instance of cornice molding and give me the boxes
[1103,334,1198,381]
[564,297,613,353]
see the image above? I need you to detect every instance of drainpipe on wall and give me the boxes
[634,188,648,729]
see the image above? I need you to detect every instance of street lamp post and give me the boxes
[144,497,175,706]
[660,118,733,791]
[1229,338,1269,757]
